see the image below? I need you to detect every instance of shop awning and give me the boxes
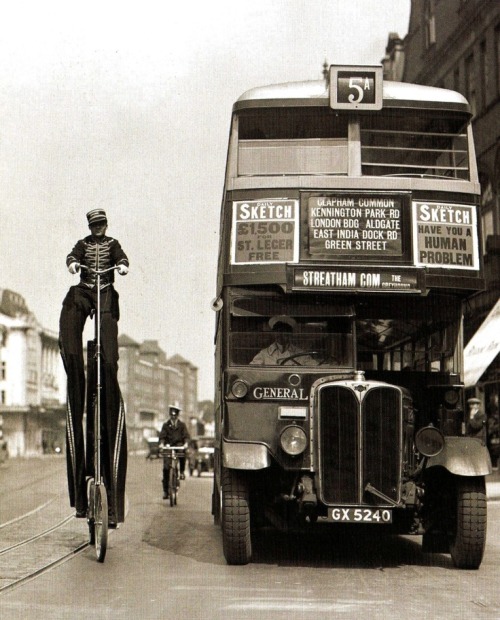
[464,296,500,387]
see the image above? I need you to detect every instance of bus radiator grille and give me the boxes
[318,384,401,505]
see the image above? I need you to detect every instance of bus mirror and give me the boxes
[211,297,223,312]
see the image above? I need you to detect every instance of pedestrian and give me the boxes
[466,397,487,442]
[487,397,499,468]
[59,208,129,526]
[159,405,190,498]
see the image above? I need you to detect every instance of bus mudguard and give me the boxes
[222,439,271,470]
[426,436,492,476]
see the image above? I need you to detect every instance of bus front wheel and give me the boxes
[449,476,487,570]
[221,467,252,565]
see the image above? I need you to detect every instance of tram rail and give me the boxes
[0,498,90,594]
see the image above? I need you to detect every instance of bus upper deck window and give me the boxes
[237,108,349,177]
[238,108,348,140]
[360,110,470,179]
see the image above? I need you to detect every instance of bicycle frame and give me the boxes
[80,263,119,561]
[87,265,119,488]
[159,445,185,506]
[159,445,186,469]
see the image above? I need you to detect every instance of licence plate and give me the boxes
[329,507,392,524]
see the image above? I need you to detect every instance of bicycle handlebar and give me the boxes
[79,265,120,275]
[158,446,186,458]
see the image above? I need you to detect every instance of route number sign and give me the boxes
[330,65,383,110]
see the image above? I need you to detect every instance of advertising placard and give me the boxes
[412,201,479,270]
[231,199,299,264]
[464,298,500,387]
[308,194,403,257]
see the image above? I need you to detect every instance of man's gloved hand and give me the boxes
[68,262,80,274]
[117,264,129,275]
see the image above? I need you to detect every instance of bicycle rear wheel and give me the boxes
[169,467,177,507]
[94,484,108,562]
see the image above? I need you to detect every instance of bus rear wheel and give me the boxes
[221,467,252,565]
[449,476,487,570]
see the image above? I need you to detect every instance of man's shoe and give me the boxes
[163,493,169,499]
[75,508,87,519]
[108,510,117,528]
[180,473,185,480]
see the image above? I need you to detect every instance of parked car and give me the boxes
[146,436,160,460]
[0,440,8,464]
[188,437,215,476]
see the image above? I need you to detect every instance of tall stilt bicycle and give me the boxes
[84,265,119,562]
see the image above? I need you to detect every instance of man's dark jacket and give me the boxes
[66,235,129,289]
[159,419,190,446]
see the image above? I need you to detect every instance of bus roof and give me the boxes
[234,79,470,114]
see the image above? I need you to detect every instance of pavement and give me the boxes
[487,468,500,500]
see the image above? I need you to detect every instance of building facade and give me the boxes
[0,289,66,457]
[167,354,199,419]
[118,335,198,449]
[0,288,201,456]
[385,0,500,427]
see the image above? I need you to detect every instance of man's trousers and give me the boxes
[59,284,127,522]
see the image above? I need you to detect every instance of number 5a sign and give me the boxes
[330,65,383,110]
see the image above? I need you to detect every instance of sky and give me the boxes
[0,0,411,401]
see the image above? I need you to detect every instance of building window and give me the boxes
[480,173,495,253]
[453,67,460,93]
[495,24,500,97]
[0,391,6,405]
[465,53,477,116]
[480,39,488,111]
[0,361,5,380]
[424,0,436,49]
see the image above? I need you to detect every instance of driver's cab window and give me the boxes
[229,306,353,368]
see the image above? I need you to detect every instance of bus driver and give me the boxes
[250,316,317,366]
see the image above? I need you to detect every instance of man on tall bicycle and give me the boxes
[159,405,190,498]
[59,208,129,526]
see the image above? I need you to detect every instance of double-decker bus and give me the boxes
[212,65,490,569]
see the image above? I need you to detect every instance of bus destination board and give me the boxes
[231,199,299,264]
[291,267,423,293]
[412,201,479,270]
[308,194,403,257]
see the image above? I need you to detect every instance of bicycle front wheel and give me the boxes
[88,480,95,545]
[94,484,108,562]
[169,467,177,507]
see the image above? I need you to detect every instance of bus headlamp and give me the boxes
[280,426,307,456]
[415,426,445,457]
[231,380,248,399]
[444,389,459,407]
